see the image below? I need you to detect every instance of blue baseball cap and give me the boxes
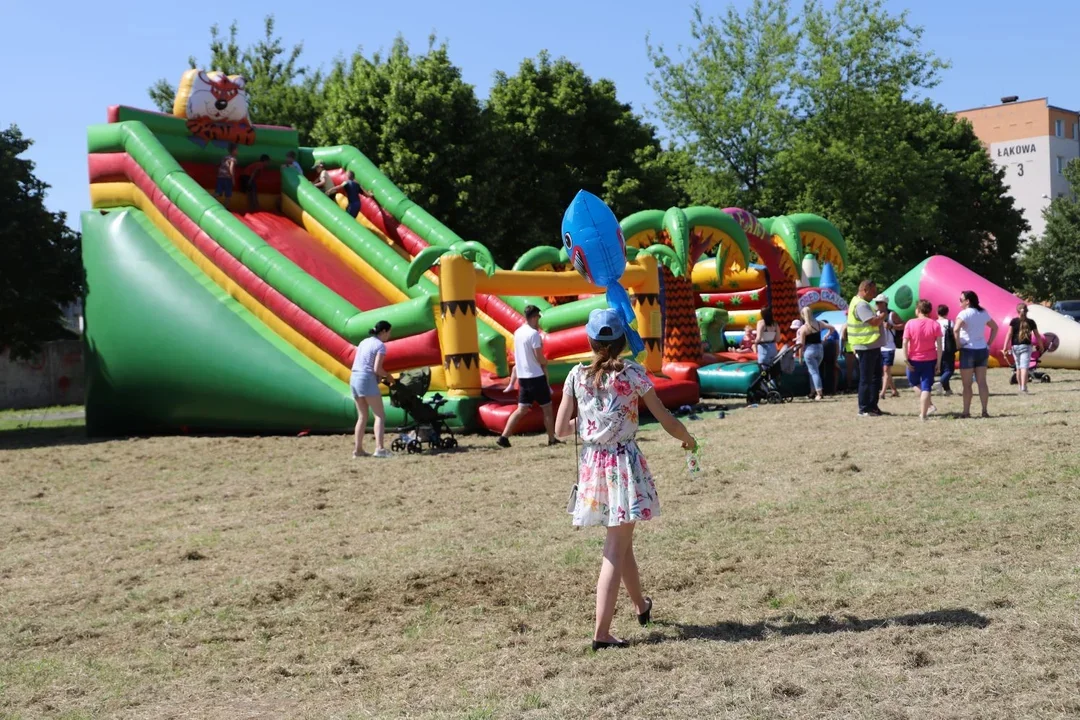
[586,308,626,341]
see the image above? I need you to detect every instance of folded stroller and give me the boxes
[747,344,795,405]
[385,369,459,453]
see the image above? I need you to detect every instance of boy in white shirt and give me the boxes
[497,305,560,448]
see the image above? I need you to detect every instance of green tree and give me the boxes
[1020,161,1080,301]
[0,126,83,359]
[484,52,687,261]
[313,36,489,243]
[766,96,1027,293]
[148,16,323,143]
[649,0,1025,293]
[647,0,798,210]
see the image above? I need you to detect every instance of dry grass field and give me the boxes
[3,371,1080,719]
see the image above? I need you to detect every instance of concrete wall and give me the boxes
[1049,134,1080,200]
[989,135,1052,237]
[0,340,85,410]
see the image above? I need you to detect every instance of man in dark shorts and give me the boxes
[329,170,369,218]
[497,305,560,448]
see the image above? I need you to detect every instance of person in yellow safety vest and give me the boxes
[847,280,885,417]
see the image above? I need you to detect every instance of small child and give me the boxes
[244,154,271,211]
[282,150,303,174]
[555,308,695,651]
[738,324,757,351]
[215,143,238,203]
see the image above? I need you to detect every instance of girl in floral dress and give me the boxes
[556,309,696,650]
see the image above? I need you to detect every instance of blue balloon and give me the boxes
[561,190,644,354]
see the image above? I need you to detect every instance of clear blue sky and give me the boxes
[3,0,1077,228]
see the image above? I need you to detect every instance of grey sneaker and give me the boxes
[373,448,392,458]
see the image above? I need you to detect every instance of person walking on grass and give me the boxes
[215,143,238,204]
[876,294,903,400]
[903,300,943,421]
[1003,303,1044,394]
[555,309,696,651]
[498,305,559,448]
[936,304,957,396]
[955,290,998,418]
[796,306,837,401]
[847,280,885,416]
[351,321,393,458]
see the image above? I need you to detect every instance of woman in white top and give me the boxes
[954,290,998,419]
[351,321,393,457]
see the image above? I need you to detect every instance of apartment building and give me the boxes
[955,97,1080,237]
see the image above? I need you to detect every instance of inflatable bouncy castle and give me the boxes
[880,255,1080,371]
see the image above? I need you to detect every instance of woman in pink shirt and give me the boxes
[902,299,943,421]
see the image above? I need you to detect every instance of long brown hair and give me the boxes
[583,336,627,388]
[1015,303,1032,344]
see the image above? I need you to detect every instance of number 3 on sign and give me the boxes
[1018,163,1024,177]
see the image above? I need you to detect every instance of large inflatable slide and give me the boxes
[83,71,713,435]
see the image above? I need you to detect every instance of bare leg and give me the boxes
[960,368,974,416]
[1018,366,1029,391]
[540,403,556,441]
[975,366,990,416]
[920,390,933,420]
[501,404,530,440]
[353,397,368,455]
[368,395,387,450]
[594,523,635,643]
[620,538,648,615]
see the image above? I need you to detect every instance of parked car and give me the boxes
[1052,300,1080,322]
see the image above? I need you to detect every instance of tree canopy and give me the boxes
[483,52,687,259]
[1020,160,1080,302]
[649,0,1024,293]
[150,7,1030,285]
[313,36,489,244]
[0,126,83,359]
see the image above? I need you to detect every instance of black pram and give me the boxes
[746,344,795,405]
[385,369,458,453]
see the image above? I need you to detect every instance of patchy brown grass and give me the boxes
[2,371,1080,719]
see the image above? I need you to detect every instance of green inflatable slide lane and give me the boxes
[82,209,479,435]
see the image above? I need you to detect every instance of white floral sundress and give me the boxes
[565,361,660,527]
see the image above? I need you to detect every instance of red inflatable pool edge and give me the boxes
[476,374,700,434]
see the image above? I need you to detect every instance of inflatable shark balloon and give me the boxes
[561,190,644,354]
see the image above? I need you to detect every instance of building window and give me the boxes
[1055,119,1065,137]
[1074,123,1079,139]
[1057,156,1066,174]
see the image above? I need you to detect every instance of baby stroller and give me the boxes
[1008,345,1051,385]
[385,369,459,453]
[747,344,795,405]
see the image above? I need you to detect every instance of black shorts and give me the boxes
[517,375,551,406]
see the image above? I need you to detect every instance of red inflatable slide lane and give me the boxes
[235,212,388,312]
[327,169,526,333]
[476,375,699,434]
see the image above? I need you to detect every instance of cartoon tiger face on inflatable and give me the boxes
[172,69,256,146]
